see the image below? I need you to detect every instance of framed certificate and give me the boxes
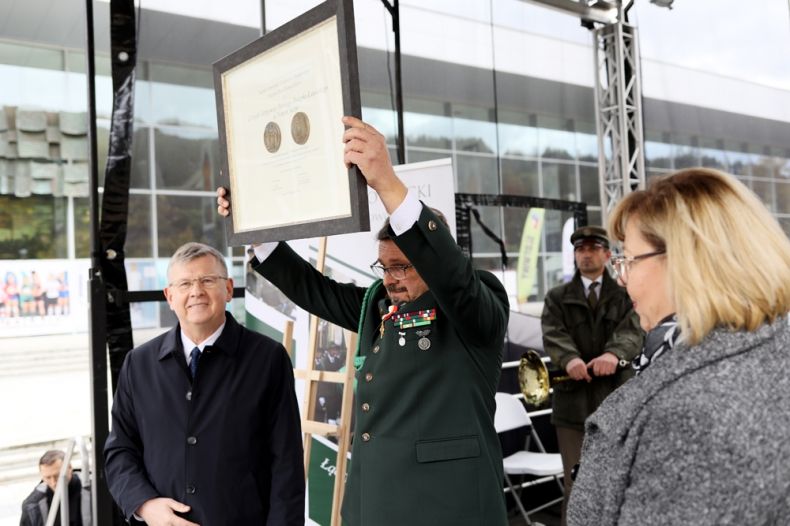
[213,0,368,245]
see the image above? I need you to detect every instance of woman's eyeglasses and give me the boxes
[610,250,665,282]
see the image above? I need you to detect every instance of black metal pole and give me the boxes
[381,0,405,165]
[393,0,405,165]
[86,2,100,267]
[85,0,115,524]
[260,0,267,35]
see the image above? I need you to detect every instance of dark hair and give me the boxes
[376,207,450,241]
[39,450,65,467]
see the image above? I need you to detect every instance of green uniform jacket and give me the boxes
[254,206,509,526]
[541,271,643,431]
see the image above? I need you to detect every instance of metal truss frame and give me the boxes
[592,18,646,223]
[518,0,646,223]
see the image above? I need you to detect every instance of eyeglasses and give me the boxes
[169,275,228,292]
[610,250,665,283]
[369,263,414,280]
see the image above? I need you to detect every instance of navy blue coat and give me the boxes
[104,313,304,525]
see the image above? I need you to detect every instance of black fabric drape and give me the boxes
[100,0,137,390]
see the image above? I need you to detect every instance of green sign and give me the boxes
[307,435,349,525]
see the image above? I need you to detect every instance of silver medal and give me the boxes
[416,329,432,350]
[398,332,406,347]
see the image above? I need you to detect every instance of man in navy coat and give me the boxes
[104,242,304,525]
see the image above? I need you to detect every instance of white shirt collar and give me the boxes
[580,274,603,295]
[181,322,226,363]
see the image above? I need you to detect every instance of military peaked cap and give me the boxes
[570,225,610,248]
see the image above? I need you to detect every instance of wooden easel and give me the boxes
[287,237,358,526]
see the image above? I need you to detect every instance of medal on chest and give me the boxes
[416,329,432,350]
[379,304,399,339]
[389,308,437,350]
[391,308,436,329]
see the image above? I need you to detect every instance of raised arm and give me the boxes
[253,242,368,332]
[391,204,509,348]
[345,116,508,348]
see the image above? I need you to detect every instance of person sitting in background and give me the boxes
[567,167,790,525]
[20,449,91,526]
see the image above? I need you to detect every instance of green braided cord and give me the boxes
[353,279,383,371]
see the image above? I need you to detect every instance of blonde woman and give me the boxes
[567,168,790,525]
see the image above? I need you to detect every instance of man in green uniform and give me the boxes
[541,226,643,525]
[217,116,509,525]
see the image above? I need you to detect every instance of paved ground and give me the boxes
[0,369,92,449]
[0,481,35,526]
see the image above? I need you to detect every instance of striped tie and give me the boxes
[189,347,201,379]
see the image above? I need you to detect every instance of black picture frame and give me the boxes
[213,0,368,245]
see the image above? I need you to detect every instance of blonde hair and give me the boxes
[609,168,790,345]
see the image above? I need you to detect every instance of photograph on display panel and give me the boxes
[0,260,89,337]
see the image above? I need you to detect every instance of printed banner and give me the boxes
[0,258,169,338]
[561,217,575,282]
[0,260,89,337]
[516,208,545,306]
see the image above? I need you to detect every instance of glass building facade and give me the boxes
[1,0,789,325]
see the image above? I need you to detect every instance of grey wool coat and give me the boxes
[567,316,790,525]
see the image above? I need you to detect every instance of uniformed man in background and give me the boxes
[541,225,643,525]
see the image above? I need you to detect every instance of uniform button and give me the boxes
[186,485,196,494]
[362,433,371,442]
[365,372,373,382]
[372,345,380,354]
[361,403,370,412]
[185,390,192,401]
[428,220,437,231]
[187,436,197,445]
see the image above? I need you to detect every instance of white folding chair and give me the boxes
[494,392,564,525]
